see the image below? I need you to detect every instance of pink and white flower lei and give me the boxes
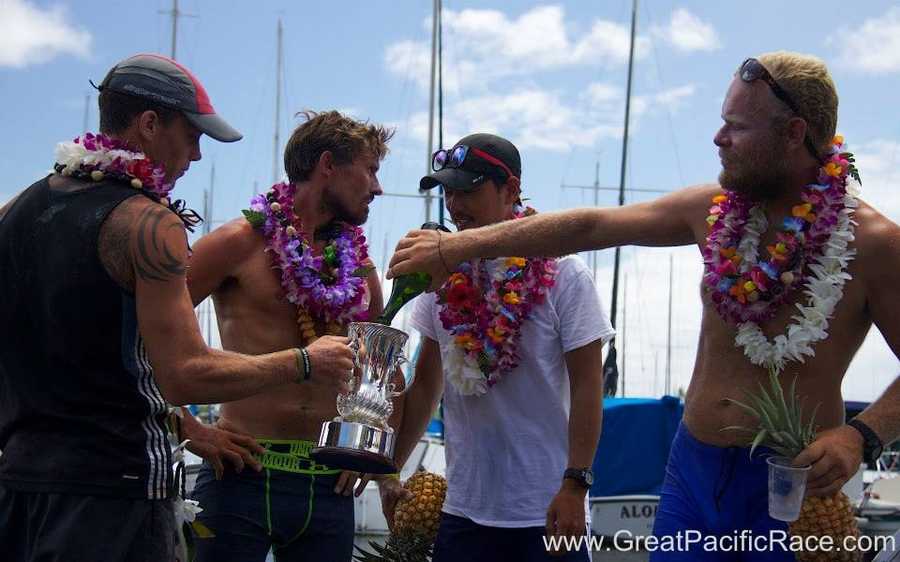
[54,133,173,199]
[704,136,861,372]
[436,207,557,396]
[245,182,370,338]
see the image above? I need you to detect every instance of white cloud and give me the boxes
[382,6,698,156]
[853,139,900,220]
[633,84,697,119]
[586,83,620,105]
[400,88,623,153]
[384,40,433,93]
[650,8,721,53]
[652,84,697,109]
[0,0,92,68]
[583,82,697,133]
[391,80,698,155]
[833,6,900,73]
[573,18,651,65]
[384,6,649,95]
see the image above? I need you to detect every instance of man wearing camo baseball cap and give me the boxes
[0,54,359,561]
[98,53,242,143]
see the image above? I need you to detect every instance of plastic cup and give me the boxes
[767,456,811,522]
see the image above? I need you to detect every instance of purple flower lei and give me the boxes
[245,182,370,333]
[702,137,859,325]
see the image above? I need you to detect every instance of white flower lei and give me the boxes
[734,186,859,373]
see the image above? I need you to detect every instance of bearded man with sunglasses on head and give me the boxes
[388,52,900,560]
[379,133,615,561]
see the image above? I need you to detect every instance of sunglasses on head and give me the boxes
[739,58,821,161]
[431,145,518,181]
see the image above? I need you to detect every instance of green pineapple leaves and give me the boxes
[353,532,435,562]
[722,367,820,461]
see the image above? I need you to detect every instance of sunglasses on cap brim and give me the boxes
[432,145,518,181]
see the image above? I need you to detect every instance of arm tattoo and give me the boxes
[132,205,186,282]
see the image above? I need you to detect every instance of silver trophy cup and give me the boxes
[311,322,408,474]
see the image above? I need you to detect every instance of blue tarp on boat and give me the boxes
[590,395,684,497]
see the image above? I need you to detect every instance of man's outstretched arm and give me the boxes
[388,184,716,289]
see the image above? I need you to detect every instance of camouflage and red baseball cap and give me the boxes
[98,53,242,143]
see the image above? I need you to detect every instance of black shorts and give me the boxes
[0,483,175,562]
[190,457,355,562]
[433,512,590,562]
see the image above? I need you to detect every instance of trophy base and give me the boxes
[311,420,398,474]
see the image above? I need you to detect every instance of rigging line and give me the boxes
[234,65,268,210]
[186,0,200,69]
[560,149,576,190]
[642,0,686,187]
[442,1,466,138]
[233,23,274,211]
[392,5,424,128]
[629,249,648,382]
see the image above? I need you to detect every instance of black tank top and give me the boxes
[0,176,173,499]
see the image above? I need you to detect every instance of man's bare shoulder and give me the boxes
[648,183,722,215]
[852,198,900,267]
[666,183,724,235]
[195,218,264,260]
[676,183,723,205]
[187,217,266,299]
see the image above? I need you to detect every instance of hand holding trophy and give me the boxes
[311,222,450,473]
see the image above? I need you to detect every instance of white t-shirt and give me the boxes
[410,254,615,527]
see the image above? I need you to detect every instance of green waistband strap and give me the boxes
[254,439,341,475]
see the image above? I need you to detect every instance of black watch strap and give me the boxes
[563,467,593,489]
[848,418,883,464]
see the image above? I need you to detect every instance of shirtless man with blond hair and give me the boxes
[187,111,394,562]
[389,52,900,560]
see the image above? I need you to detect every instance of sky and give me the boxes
[1,0,897,402]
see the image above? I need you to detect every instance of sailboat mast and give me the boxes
[436,0,445,226]
[273,18,283,185]
[607,0,638,389]
[424,0,439,223]
[158,0,194,60]
[170,0,179,59]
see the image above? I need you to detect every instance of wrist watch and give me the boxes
[563,467,594,489]
[847,418,883,464]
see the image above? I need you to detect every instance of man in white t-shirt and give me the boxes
[378,133,614,561]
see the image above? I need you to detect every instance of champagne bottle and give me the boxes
[375,222,450,326]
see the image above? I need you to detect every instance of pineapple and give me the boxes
[354,471,448,562]
[726,369,861,562]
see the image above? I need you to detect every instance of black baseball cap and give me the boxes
[420,133,521,192]
[98,53,242,143]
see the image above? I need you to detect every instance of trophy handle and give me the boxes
[387,353,409,398]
